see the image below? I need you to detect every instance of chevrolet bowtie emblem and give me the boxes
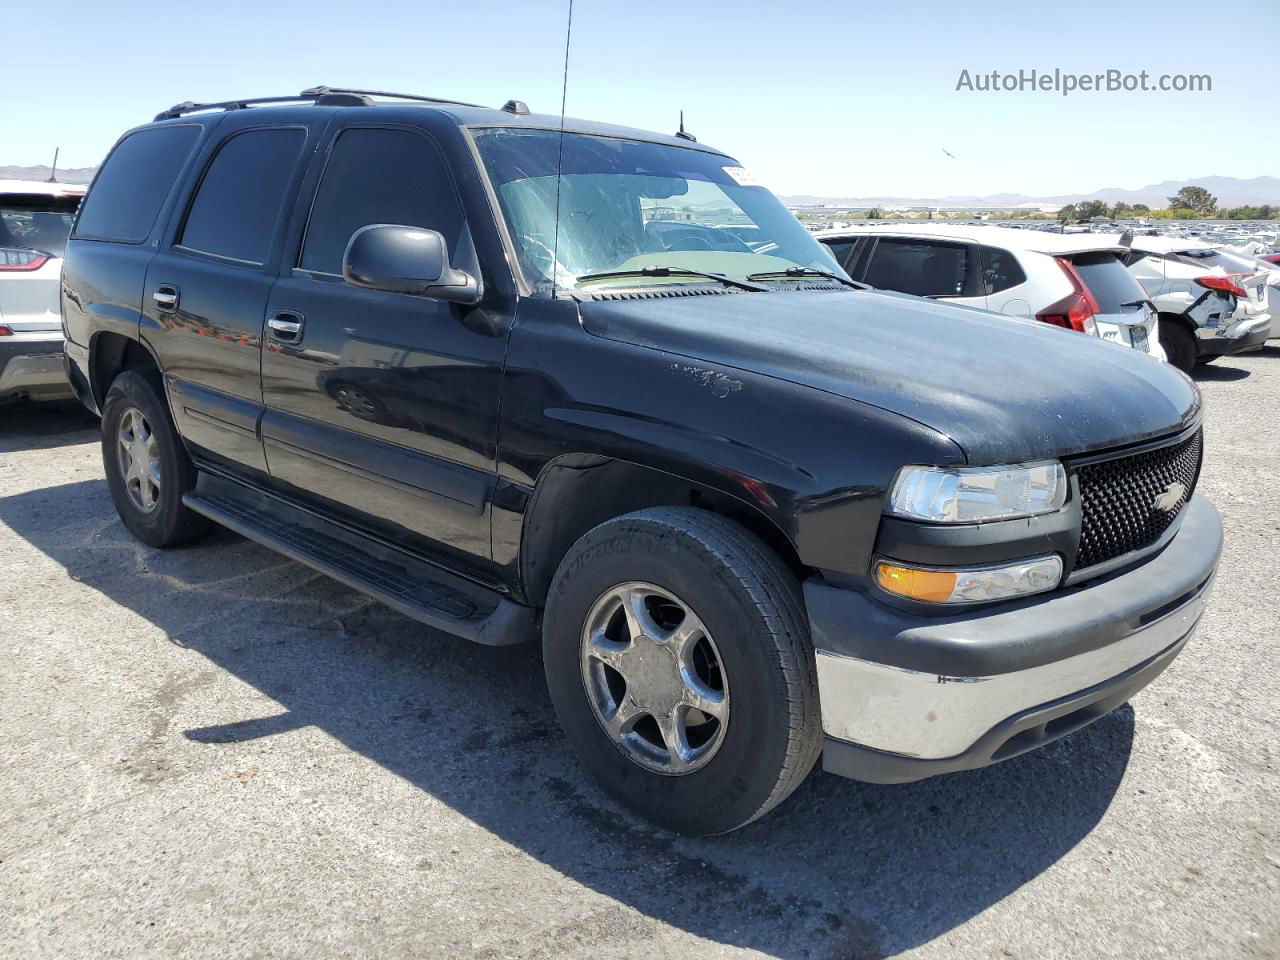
[1153,482,1186,513]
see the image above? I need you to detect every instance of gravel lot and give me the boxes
[2,349,1278,960]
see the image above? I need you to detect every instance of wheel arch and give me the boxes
[1157,310,1197,336]
[90,330,164,408]
[518,454,808,608]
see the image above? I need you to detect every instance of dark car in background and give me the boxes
[60,88,1221,834]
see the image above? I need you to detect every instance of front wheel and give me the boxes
[543,507,821,835]
[101,370,211,548]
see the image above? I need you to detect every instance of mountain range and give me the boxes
[779,176,1280,210]
[3,164,1278,210]
[1,164,98,185]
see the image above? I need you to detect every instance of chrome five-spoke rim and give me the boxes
[117,407,161,513]
[580,582,729,775]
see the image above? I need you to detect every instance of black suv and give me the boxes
[62,88,1222,835]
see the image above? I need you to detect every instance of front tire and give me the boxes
[543,507,821,835]
[101,370,211,548]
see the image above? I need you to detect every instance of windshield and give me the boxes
[1,197,79,260]
[472,128,846,293]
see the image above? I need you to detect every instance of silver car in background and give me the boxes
[1,180,85,403]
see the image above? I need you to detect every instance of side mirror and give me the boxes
[342,224,480,304]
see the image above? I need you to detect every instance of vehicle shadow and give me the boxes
[0,478,1135,959]
[1192,363,1251,382]
[0,398,98,452]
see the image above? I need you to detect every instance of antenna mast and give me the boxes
[47,148,59,183]
[550,0,574,298]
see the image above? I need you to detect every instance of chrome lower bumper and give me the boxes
[815,589,1204,759]
[805,494,1222,779]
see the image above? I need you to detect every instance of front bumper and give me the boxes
[1197,314,1271,357]
[0,333,71,400]
[806,494,1222,784]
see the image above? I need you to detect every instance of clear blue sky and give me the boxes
[6,0,1276,198]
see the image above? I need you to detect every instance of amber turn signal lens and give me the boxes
[875,562,958,603]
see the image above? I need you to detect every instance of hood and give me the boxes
[578,289,1200,464]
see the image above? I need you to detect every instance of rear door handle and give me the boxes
[267,312,304,343]
[153,285,179,311]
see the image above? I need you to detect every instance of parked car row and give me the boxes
[817,225,1166,360]
[816,223,1276,373]
[38,87,1226,836]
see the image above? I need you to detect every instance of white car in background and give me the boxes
[1117,235,1272,371]
[1,180,85,402]
[816,224,1165,362]
[1199,246,1280,341]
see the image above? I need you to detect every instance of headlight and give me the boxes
[888,461,1067,523]
[875,555,1063,604]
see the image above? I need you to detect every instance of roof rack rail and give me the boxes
[154,85,484,122]
[300,86,487,108]
[153,91,369,122]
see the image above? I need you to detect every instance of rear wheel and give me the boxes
[543,507,821,835]
[1159,321,1198,373]
[101,370,211,548]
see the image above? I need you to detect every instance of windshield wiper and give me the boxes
[575,265,768,293]
[746,267,867,290]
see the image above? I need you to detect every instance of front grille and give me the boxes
[1074,429,1203,571]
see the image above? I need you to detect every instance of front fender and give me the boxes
[496,299,962,579]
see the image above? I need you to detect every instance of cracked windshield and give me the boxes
[473,128,847,292]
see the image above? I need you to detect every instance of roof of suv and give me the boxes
[144,90,729,156]
[814,223,1128,257]
[0,179,87,199]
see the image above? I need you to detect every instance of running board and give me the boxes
[183,475,534,646]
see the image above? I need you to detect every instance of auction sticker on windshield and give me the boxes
[723,166,762,187]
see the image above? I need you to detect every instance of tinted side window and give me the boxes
[978,245,1027,294]
[822,237,869,274]
[73,125,200,243]
[822,239,856,270]
[178,128,306,265]
[864,239,969,298]
[300,128,465,275]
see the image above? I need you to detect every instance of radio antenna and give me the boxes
[550,0,574,297]
[47,148,60,183]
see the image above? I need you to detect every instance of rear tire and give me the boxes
[543,507,821,835]
[1159,321,1198,374]
[101,370,211,548]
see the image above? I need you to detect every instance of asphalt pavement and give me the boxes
[1,349,1277,959]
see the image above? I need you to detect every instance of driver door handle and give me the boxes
[153,285,179,311]
[267,312,304,343]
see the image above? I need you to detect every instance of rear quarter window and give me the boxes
[1071,251,1149,312]
[73,125,201,243]
[978,245,1026,294]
